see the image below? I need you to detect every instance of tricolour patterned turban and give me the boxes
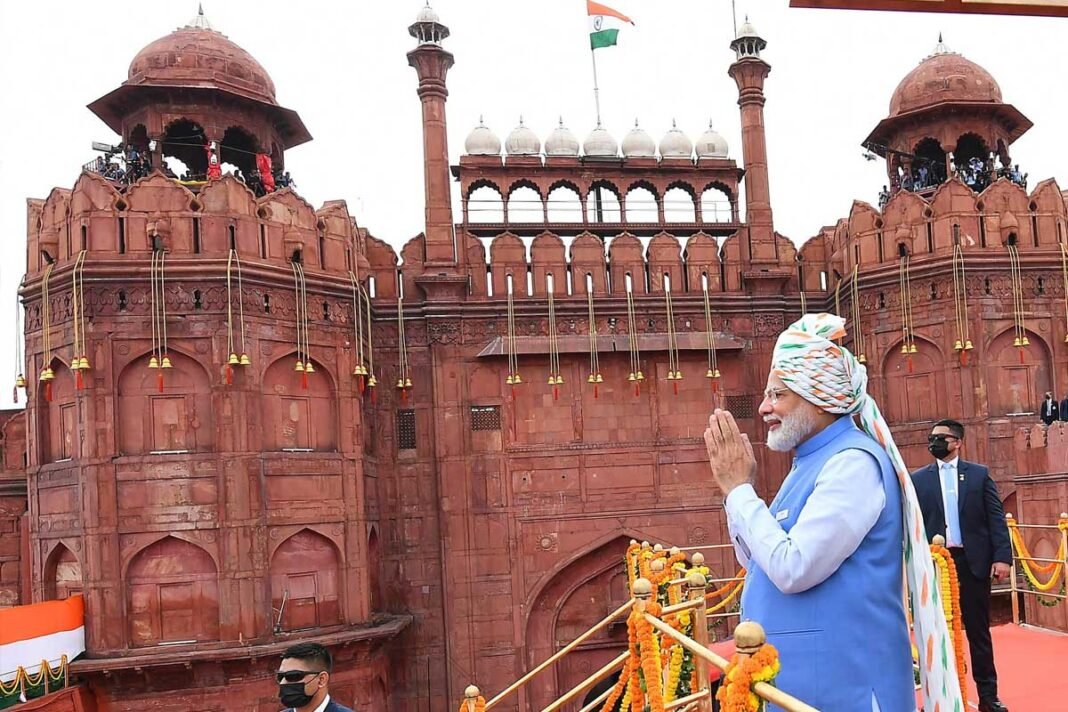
[771,313,964,712]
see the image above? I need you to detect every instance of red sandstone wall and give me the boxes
[0,410,27,607]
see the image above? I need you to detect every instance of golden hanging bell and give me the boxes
[228,353,240,365]
[595,373,603,383]
[354,366,364,377]
[70,359,82,372]
[1021,336,1030,346]
[404,377,412,388]
[305,362,316,374]
[1013,336,1022,347]
[858,354,867,364]
[367,375,377,387]
[161,355,173,369]
[547,375,555,385]
[79,357,91,370]
[628,372,636,382]
[900,344,909,354]
[674,370,682,379]
[41,368,55,382]
[909,344,918,354]
[15,374,26,388]
[396,378,405,388]
[964,340,973,350]
[148,355,159,369]
[953,340,963,351]
[706,368,715,378]
[555,375,563,385]
[587,374,595,384]
[239,354,251,366]
[713,368,721,378]
[513,373,522,384]
[294,360,305,372]
[506,374,515,385]
[666,371,676,381]
[355,365,367,375]
[636,371,645,381]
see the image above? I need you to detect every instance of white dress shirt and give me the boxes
[936,456,962,547]
[725,449,902,712]
[308,694,331,712]
[725,449,886,594]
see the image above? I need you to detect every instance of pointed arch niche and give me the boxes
[126,536,219,647]
[39,358,77,463]
[985,329,1052,416]
[881,339,945,424]
[270,529,341,631]
[117,351,214,455]
[523,535,638,710]
[44,543,82,601]
[261,356,337,451]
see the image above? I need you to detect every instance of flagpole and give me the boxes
[590,47,602,127]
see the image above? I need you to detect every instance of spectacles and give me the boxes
[276,670,322,684]
[927,434,959,443]
[762,388,792,404]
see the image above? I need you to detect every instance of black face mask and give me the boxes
[928,437,952,460]
[279,682,315,709]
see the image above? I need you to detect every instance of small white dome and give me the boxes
[621,121,656,158]
[736,18,760,38]
[583,125,618,157]
[659,120,693,159]
[505,118,541,156]
[464,118,501,155]
[696,121,729,158]
[545,118,580,156]
[415,4,440,24]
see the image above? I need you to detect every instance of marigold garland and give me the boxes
[1007,518,1067,592]
[714,643,781,712]
[930,545,967,703]
[457,694,487,712]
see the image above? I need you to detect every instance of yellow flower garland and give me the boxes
[1007,518,1067,592]
[930,546,967,703]
[715,644,781,712]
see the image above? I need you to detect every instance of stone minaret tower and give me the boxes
[728,19,779,273]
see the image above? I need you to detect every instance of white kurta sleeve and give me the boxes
[722,449,886,594]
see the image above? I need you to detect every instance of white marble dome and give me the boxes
[464,118,501,156]
[696,121,729,158]
[622,121,656,158]
[583,125,618,157]
[737,18,760,38]
[415,4,440,24]
[659,120,694,159]
[545,119,580,156]
[505,118,541,156]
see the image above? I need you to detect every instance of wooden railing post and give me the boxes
[1006,513,1020,625]
[686,567,712,712]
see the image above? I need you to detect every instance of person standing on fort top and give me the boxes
[704,313,962,712]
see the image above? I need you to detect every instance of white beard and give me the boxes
[766,405,821,452]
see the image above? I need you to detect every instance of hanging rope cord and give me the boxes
[771,313,963,712]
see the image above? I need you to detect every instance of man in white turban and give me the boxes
[704,313,961,712]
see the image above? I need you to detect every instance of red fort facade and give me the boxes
[1,7,1067,711]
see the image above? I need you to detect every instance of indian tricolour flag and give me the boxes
[588,0,634,50]
[0,595,85,691]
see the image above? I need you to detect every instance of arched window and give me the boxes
[624,186,657,223]
[221,126,260,178]
[467,185,504,223]
[701,186,732,223]
[507,185,543,223]
[161,119,208,179]
[261,356,337,451]
[546,184,583,223]
[117,352,214,455]
[663,186,696,223]
[270,530,341,631]
[585,184,621,223]
[126,537,219,646]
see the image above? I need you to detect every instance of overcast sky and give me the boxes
[2,1,1066,407]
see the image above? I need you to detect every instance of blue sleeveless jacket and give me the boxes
[739,416,913,711]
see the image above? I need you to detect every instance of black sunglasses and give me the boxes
[927,434,959,443]
[276,670,322,684]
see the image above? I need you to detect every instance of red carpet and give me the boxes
[917,624,1068,711]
